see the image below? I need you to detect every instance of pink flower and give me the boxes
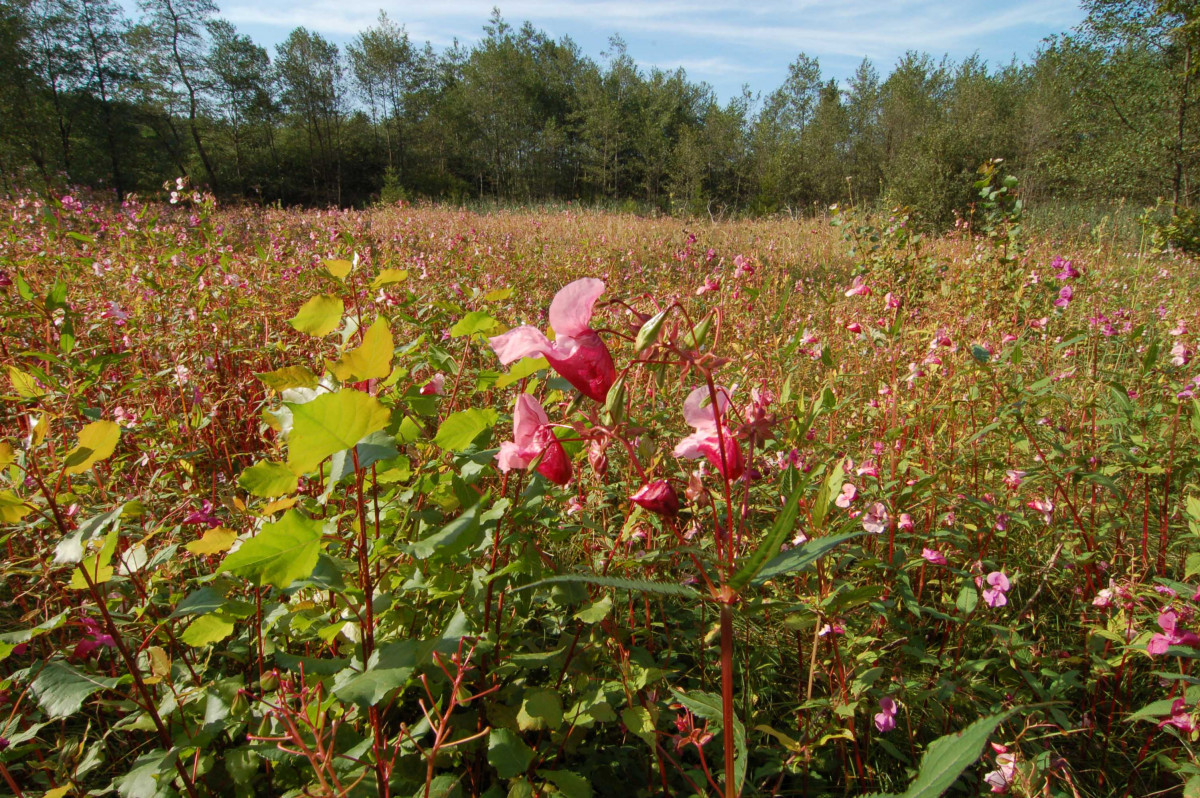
[183,500,221,528]
[1052,256,1080,280]
[874,697,897,732]
[982,571,1010,608]
[862,502,888,534]
[898,513,914,532]
[922,548,947,566]
[885,292,900,309]
[1003,470,1025,490]
[1093,587,1114,608]
[631,480,680,518]
[72,617,116,659]
[733,254,754,277]
[1027,497,1054,525]
[834,483,857,508]
[496,394,571,485]
[420,373,447,395]
[488,278,616,402]
[845,276,872,297]
[1054,285,1073,309]
[1160,698,1196,733]
[984,750,1017,793]
[846,321,863,334]
[673,386,744,480]
[1148,609,1200,656]
[1171,341,1192,367]
[696,275,720,295]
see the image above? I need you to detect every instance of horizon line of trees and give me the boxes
[0,1,1196,224]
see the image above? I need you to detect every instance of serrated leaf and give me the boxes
[238,461,299,498]
[64,420,120,474]
[753,531,866,584]
[488,728,533,779]
[370,268,408,288]
[323,258,353,280]
[451,311,498,337]
[180,614,235,647]
[185,526,237,555]
[287,389,391,473]
[32,661,117,718]
[8,366,42,397]
[516,574,700,598]
[219,510,322,589]
[870,710,1018,798]
[329,317,394,382]
[622,706,656,747]
[731,472,809,589]
[289,295,344,337]
[255,365,318,391]
[671,689,746,792]
[434,408,498,452]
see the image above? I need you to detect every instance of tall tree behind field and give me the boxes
[137,0,219,192]
[207,19,276,197]
[0,0,47,187]
[276,27,347,205]
[348,12,414,175]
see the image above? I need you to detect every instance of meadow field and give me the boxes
[2,185,1200,798]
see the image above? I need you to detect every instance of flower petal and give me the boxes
[683,385,732,430]
[549,278,606,338]
[513,393,549,448]
[489,326,552,365]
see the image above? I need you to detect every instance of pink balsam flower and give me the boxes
[488,278,616,402]
[496,394,571,485]
[982,571,1010,608]
[630,480,681,518]
[673,385,744,480]
[874,697,897,732]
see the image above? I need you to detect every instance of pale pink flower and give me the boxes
[984,750,1017,793]
[696,275,720,295]
[1003,470,1025,490]
[862,502,888,534]
[1027,497,1054,525]
[488,278,616,402]
[982,571,1010,608]
[898,513,914,531]
[874,697,897,732]
[834,483,857,508]
[921,548,947,566]
[1054,285,1073,309]
[673,386,744,480]
[845,276,871,297]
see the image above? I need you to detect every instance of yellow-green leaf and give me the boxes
[181,614,235,647]
[328,318,393,382]
[185,526,237,555]
[287,390,391,473]
[238,461,299,498]
[64,421,120,475]
[495,357,549,389]
[289,295,344,337]
[0,490,33,522]
[219,510,322,589]
[323,258,353,280]
[0,440,13,468]
[370,268,408,288]
[8,366,42,398]
[69,528,118,589]
[255,365,319,392]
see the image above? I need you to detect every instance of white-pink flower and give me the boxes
[834,483,857,508]
[982,571,1010,608]
[862,502,888,534]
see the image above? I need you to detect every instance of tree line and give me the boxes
[0,0,1195,223]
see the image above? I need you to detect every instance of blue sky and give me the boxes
[150,0,1088,102]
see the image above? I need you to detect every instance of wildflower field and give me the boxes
[2,183,1200,798]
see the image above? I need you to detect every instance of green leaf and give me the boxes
[671,689,746,792]
[811,461,845,529]
[8,366,43,398]
[180,614,236,647]
[753,531,866,584]
[621,706,656,748]
[516,574,700,599]
[434,408,499,452]
[32,661,117,718]
[287,389,391,473]
[219,510,322,589]
[574,596,613,624]
[867,710,1019,798]
[518,688,563,731]
[451,311,498,337]
[238,461,299,498]
[115,749,178,798]
[731,473,809,589]
[289,294,344,337]
[537,770,591,798]
[495,357,549,388]
[64,420,120,474]
[323,258,353,280]
[488,728,534,779]
[328,317,394,382]
[407,503,483,560]
[370,268,408,288]
[332,643,418,708]
[255,365,319,392]
[956,587,979,615]
[0,490,33,523]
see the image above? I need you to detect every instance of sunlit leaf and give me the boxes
[185,526,238,555]
[219,510,322,589]
[8,366,42,398]
[370,268,408,288]
[450,310,498,337]
[328,317,394,382]
[238,461,299,498]
[433,408,498,452]
[255,365,319,391]
[288,294,344,337]
[323,258,353,280]
[287,389,391,473]
[32,661,116,718]
[0,490,32,522]
[64,420,120,474]
[181,614,236,647]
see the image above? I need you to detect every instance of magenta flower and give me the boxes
[898,512,915,532]
[1027,497,1054,525]
[496,394,571,485]
[1148,609,1200,656]
[419,373,446,396]
[673,386,744,480]
[696,275,721,295]
[922,548,947,566]
[1054,285,1073,308]
[1003,469,1025,490]
[845,276,871,297]
[488,278,616,402]
[630,480,681,518]
[1052,256,1080,280]
[982,571,1010,608]
[1160,698,1196,733]
[183,500,221,528]
[874,697,898,732]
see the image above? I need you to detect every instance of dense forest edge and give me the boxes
[0,0,1198,236]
